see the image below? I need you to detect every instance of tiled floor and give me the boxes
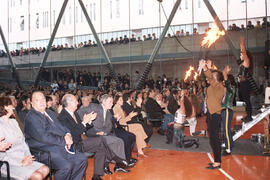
[84,113,270,180]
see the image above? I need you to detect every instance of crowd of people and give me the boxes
[0,34,263,179]
[1,17,269,59]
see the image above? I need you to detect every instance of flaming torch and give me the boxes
[198,21,224,75]
[201,22,225,48]
[184,66,195,82]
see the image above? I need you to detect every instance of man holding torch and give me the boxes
[199,59,225,169]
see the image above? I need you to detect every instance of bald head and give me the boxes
[31,91,46,113]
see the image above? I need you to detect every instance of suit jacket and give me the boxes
[77,103,113,136]
[24,108,70,152]
[145,97,164,119]
[57,108,93,151]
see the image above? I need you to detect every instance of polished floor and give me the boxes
[84,112,270,180]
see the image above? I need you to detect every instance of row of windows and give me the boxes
[8,0,258,33]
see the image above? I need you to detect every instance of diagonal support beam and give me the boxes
[34,0,69,87]
[0,25,22,89]
[136,0,182,90]
[78,0,120,87]
[203,0,240,62]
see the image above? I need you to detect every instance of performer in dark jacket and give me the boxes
[238,37,254,122]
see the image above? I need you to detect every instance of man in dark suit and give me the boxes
[24,91,87,180]
[77,94,135,169]
[145,89,174,135]
[58,94,131,178]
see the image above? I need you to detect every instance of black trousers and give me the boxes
[82,136,115,176]
[114,127,136,161]
[207,112,222,163]
[239,80,252,112]
[36,147,87,180]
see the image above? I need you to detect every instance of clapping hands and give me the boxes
[83,111,97,124]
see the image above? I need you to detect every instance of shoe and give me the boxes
[92,174,102,180]
[114,166,130,173]
[129,158,137,163]
[104,166,113,175]
[157,129,165,135]
[222,151,231,156]
[205,164,221,169]
[192,131,201,136]
[242,116,252,123]
[121,160,135,167]
[193,142,199,148]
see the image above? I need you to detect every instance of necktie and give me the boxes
[43,112,53,123]
[103,109,107,126]
[72,114,78,124]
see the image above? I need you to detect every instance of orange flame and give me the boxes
[212,64,218,70]
[201,22,225,48]
[184,66,194,81]
[194,72,199,80]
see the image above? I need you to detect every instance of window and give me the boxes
[36,13,39,29]
[81,7,84,23]
[69,7,72,24]
[63,12,66,25]
[42,12,48,28]
[53,10,55,27]
[76,6,78,23]
[93,3,96,21]
[9,18,12,32]
[45,11,48,28]
[185,0,188,9]
[90,3,92,19]
[116,0,120,18]
[10,0,15,7]
[110,0,113,19]
[20,16,24,31]
[139,0,144,15]
[198,0,201,8]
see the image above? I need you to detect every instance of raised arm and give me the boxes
[240,36,250,68]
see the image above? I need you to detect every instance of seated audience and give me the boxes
[145,89,174,135]
[0,96,49,180]
[24,91,88,180]
[113,94,148,157]
[58,94,132,179]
